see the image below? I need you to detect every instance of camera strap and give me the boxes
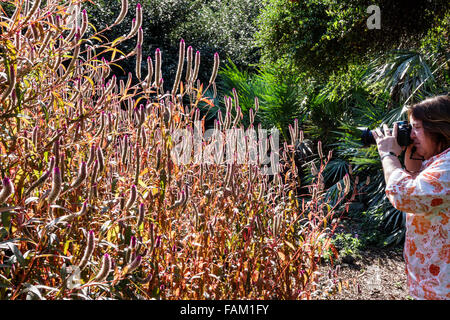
[409,146,425,161]
[399,149,407,169]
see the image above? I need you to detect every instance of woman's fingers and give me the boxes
[383,124,391,136]
[374,127,383,140]
[392,122,398,138]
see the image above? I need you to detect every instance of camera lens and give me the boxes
[359,121,412,147]
[360,128,376,146]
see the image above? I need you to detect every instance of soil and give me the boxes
[326,246,410,300]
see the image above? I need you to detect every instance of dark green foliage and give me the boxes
[256,0,449,79]
[216,60,309,138]
[173,0,264,69]
[85,0,263,85]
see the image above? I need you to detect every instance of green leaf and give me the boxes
[6,242,27,267]
[1,211,12,230]
[39,101,49,124]
[22,283,44,300]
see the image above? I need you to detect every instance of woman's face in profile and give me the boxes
[409,116,441,160]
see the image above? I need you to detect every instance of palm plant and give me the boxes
[333,47,449,245]
[214,60,308,138]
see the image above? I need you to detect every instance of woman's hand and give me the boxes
[372,123,404,184]
[372,123,403,157]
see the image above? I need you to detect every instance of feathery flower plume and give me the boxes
[141,127,147,146]
[172,39,185,95]
[31,23,40,41]
[47,167,62,204]
[317,141,323,159]
[192,50,201,83]
[91,182,98,199]
[38,27,53,56]
[138,104,146,126]
[0,178,14,205]
[60,152,65,182]
[114,0,128,26]
[104,75,116,96]
[232,88,239,109]
[15,31,20,51]
[137,27,143,47]
[134,145,141,185]
[22,0,41,24]
[343,174,350,195]
[137,203,145,227]
[25,156,55,196]
[96,147,104,173]
[310,162,318,176]
[61,31,81,80]
[93,253,111,282]
[288,124,295,143]
[87,144,96,167]
[53,138,60,167]
[185,45,193,84]
[135,44,142,79]
[121,135,129,165]
[126,3,142,39]
[125,184,137,210]
[78,230,95,270]
[144,56,153,88]
[155,147,161,170]
[125,255,141,274]
[155,235,161,248]
[79,9,88,38]
[75,200,88,217]
[209,52,219,85]
[168,190,186,210]
[249,108,255,125]
[154,48,161,87]
[254,96,259,113]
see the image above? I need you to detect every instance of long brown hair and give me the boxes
[407,95,450,153]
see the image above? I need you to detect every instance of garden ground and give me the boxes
[327,245,410,300]
[320,216,410,300]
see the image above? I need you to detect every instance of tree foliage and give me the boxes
[256,0,449,78]
[85,0,263,85]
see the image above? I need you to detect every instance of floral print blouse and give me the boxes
[385,147,449,300]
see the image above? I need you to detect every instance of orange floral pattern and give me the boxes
[385,148,449,300]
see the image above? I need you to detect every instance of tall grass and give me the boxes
[0,0,358,299]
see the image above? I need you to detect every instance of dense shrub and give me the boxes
[0,0,360,299]
[84,0,263,86]
[256,0,449,79]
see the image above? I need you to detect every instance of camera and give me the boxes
[361,121,412,147]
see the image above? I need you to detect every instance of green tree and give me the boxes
[85,0,264,85]
[256,0,449,79]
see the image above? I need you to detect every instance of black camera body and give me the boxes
[361,121,412,147]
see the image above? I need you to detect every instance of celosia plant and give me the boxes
[0,0,359,300]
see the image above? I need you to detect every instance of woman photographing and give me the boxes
[372,95,449,300]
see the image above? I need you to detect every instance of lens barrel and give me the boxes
[361,128,376,146]
[360,121,412,147]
